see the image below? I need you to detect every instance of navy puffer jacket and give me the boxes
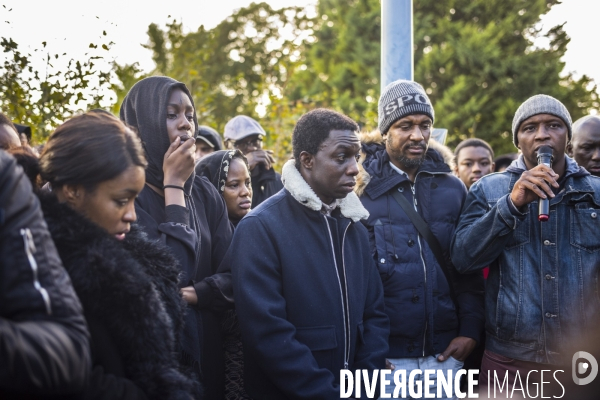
[358,139,484,359]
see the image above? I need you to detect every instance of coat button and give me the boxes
[545,312,551,318]
[543,240,550,245]
[592,212,597,219]
[545,274,552,280]
[380,258,386,264]
[408,239,415,247]
[412,296,419,303]
[398,187,404,192]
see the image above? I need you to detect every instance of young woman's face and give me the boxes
[223,157,252,221]
[73,165,145,240]
[166,89,195,143]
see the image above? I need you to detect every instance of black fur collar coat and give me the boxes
[40,193,200,399]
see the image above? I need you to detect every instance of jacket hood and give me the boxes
[356,129,453,198]
[505,154,589,180]
[120,76,199,189]
[195,149,248,194]
[281,159,369,222]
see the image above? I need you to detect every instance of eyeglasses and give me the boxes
[233,137,263,150]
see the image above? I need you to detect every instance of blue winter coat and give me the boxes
[230,161,389,399]
[358,141,484,359]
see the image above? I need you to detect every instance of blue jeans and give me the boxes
[381,354,464,399]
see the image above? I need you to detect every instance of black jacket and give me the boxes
[0,151,91,399]
[358,138,485,359]
[40,193,199,400]
[121,76,234,398]
[250,164,283,208]
[231,160,389,399]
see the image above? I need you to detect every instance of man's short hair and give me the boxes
[292,109,358,167]
[454,138,494,163]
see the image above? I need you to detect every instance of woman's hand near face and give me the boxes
[163,136,196,186]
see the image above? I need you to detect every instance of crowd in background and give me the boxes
[2,73,600,400]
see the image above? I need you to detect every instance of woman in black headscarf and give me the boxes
[196,150,251,399]
[120,76,233,399]
[195,150,252,227]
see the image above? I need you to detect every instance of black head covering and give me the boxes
[198,125,223,151]
[120,76,199,189]
[195,149,249,194]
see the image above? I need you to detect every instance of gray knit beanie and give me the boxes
[511,94,572,146]
[378,79,434,135]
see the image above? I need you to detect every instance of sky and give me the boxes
[1,0,599,94]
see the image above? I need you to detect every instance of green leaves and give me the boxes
[1,30,115,142]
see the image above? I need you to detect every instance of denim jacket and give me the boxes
[451,155,600,364]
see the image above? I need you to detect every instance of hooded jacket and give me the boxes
[452,155,600,365]
[39,192,199,400]
[357,131,484,359]
[230,160,389,399]
[121,77,234,397]
[0,151,90,399]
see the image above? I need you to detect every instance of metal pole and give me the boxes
[381,0,413,90]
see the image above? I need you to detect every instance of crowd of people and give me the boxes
[1,74,600,400]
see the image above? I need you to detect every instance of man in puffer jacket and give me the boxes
[0,150,91,399]
[357,79,484,399]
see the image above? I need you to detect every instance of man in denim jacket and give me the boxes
[452,95,600,392]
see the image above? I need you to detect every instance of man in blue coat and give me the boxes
[357,79,485,398]
[231,109,389,399]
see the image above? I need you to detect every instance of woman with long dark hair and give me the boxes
[37,111,198,399]
[120,77,234,398]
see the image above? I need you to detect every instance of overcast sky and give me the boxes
[2,0,598,93]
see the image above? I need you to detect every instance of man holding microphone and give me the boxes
[452,95,600,394]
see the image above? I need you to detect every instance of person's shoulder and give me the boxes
[477,171,512,186]
[246,189,289,219]
[468,171,513,199]
[193,174,224,203]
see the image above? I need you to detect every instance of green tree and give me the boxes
[293,0,598,154]
[0,22,116,142]
[138,2,313,132]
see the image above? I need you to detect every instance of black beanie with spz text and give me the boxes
[378,79,435,135]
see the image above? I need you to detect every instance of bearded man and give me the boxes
[357,79,484,399]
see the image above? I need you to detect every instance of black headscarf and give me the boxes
[195,149,249,194]
[120,76,199,189]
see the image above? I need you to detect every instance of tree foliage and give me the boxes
[0,18,115,142]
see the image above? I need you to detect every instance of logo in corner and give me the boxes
[572,351,598,385]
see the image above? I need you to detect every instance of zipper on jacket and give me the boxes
[21,228,52,315]
[323,215,351,369]
[410,182,428,357]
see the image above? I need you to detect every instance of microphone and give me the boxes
[536,145,553,222]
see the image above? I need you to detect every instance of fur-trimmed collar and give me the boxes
[355,129,455,197]
[281,159,369,222]
[38,193,200,399]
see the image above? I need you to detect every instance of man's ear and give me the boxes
[566,142,573,157]
[299,151,314,171]
[491,161,496,173]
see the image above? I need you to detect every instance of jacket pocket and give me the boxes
[570,208,600,252]
[373,222,394,279]
[505,216,530,250]
[295,325,337,369]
